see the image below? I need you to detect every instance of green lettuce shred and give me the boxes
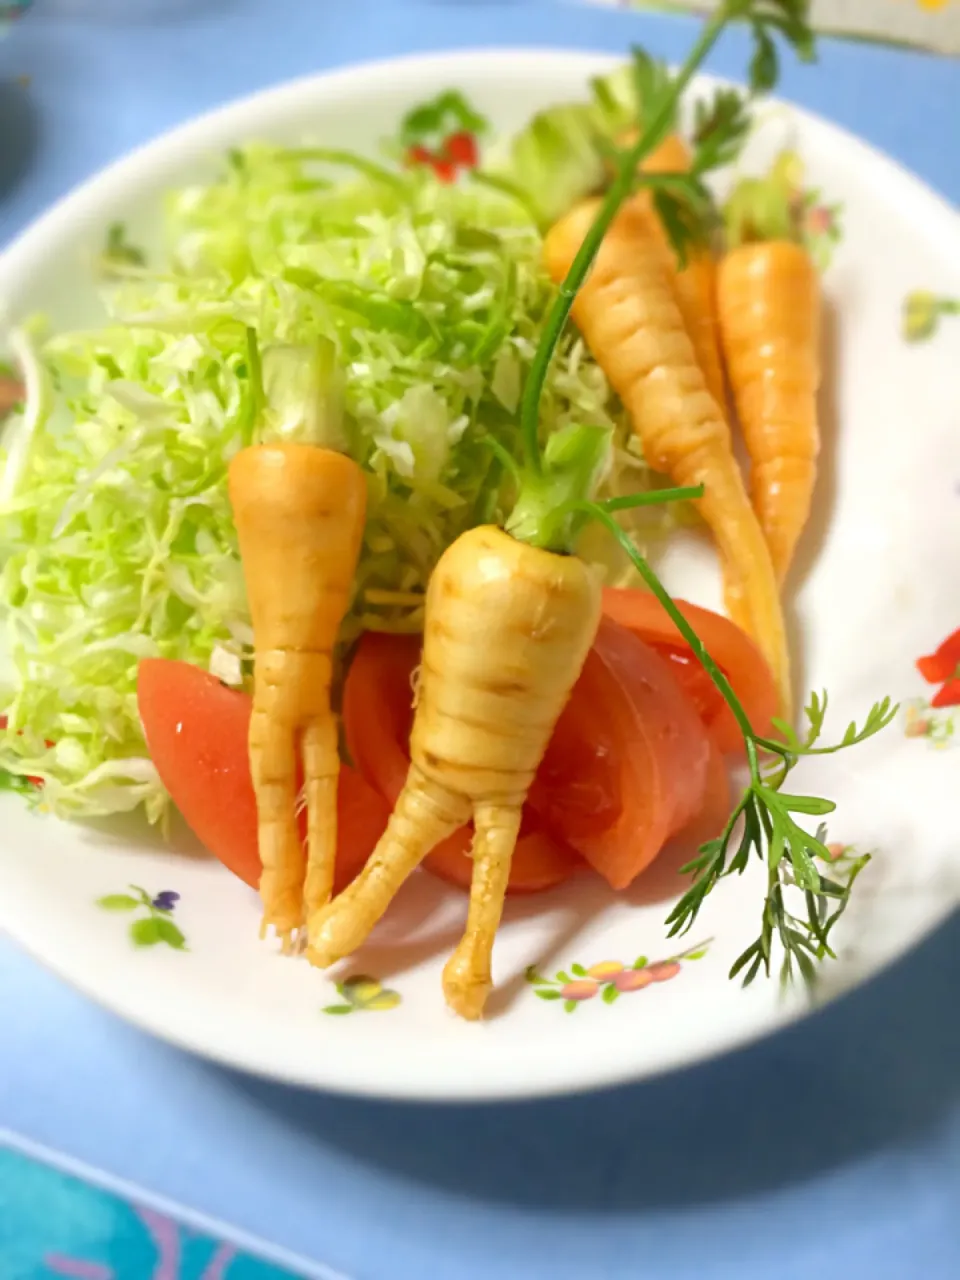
[0,142,675,820]
[480,63,647,228]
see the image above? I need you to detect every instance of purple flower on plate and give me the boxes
[152,890,180,912]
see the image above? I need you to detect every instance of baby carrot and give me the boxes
[229,439,366,947]
[543,195,791,714]
[717,239,821,583]
[639,135,728,415]
[613,133,728,415]
[308,524,601,1019]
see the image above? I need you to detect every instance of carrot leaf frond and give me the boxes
[740,0,817,69]
[581,506,894,994]
[690,88,753,177]
[756,695,898,760]
[651,183,714,267]
[626,46,679,158]
[749,23,780,94]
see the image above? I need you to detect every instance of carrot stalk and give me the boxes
[543,195,792,714]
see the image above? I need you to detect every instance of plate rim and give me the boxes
[1,46,959,1102]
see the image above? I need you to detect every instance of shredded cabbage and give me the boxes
[0,141,673,820]
[481,63,642,228]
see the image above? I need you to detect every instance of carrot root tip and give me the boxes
[442,950,491,1021]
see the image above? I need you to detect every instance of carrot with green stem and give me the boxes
[719,151,823,583]
[308,0,894,1018]
[613,76,755,418]
[543,193,792,711]
[307,473,699,1020]
[545,79,784,679]
[229,337,366,948]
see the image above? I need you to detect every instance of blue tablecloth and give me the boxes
[2,4,959,1279]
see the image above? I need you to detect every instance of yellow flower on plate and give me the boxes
[916,0,950,11]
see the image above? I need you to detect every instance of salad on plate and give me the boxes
[0,0,894,1022]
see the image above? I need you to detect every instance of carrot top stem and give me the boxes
[255,337,348,452]
[506,424,612,551]
[723,150,806,247]
[239,327,264,447]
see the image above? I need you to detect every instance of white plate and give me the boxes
[1,50,959,1101]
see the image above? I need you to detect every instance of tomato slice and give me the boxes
[137,659,389,895]
[528,616,710,890]
[342,633,584,894]
[677,735,730,851]
[601,587,777,754]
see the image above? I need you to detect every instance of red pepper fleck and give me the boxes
[404,144,435,170]
[931,678,960,709]
[432,158,458,184]
[0,715,51,787]
[805,206,833,236]
[442,130,478,169]
[917,626,960,684]
[0,376,24,419]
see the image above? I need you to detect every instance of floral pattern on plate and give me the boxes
[322,973,402,1015]
[398,90,488,183]
[525,940,710,1012]
[904,625,960,746]
[96,885,187,950]
[902,290,960,342]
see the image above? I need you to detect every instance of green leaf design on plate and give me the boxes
[130,917,162,948]
[154,918,187,950]
[524,966,550,986]
[555,970,571,984]
[564,999,578,1013]
[322,1004,355,1016]
[571,963,587,977]
[364,990,402,1012]
[535,989,563,1001]
[96,894,139,912]
[341,975,383,1007]
[602,984,620,1005]
[633,956,648,970]
[685,949,708,961]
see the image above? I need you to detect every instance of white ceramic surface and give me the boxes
[1,50,959,1101]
